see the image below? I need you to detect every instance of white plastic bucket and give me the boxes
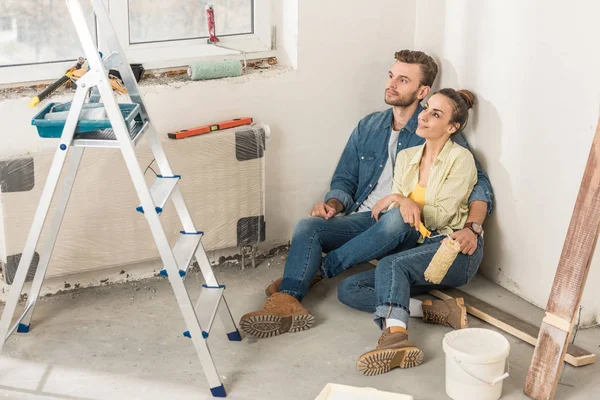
[443,328,510,400]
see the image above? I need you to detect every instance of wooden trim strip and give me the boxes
[429,288,595,367]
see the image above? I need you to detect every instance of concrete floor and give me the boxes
[0,254,598,400]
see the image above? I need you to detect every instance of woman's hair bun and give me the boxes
[457,89,475,109]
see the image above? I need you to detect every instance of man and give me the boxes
[239,50,493,339]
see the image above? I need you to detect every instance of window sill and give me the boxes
[0,60,291,102]
[140,59,289,86]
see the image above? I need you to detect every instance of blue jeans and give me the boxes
[337,235,484,328]
[279,210,419,301]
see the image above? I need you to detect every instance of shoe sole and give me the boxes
[357,347,424,375]
[455,297,468,329]
[239,313,315,339]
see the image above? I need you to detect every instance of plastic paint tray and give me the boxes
[31,102,142,138]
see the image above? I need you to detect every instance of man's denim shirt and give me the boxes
[324,106,494,215]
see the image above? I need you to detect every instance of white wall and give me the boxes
[414,0,600,324]
[0,1,416,272]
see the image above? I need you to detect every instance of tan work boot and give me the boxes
[264,276,323,297]
[239,293,314,339]
[422,298,468,330]
[356,327,424,375]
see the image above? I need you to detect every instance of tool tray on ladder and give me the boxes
[31,101,144,139]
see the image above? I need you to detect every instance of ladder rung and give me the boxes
[72,120,149,148]
[136,175,180,214]
[173,231,203,273]
[193,285,225,338]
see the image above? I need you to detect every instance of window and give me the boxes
[0,0,273,85]
[128,0,253,44]
[0,0,97,84]
[0,1,96,67]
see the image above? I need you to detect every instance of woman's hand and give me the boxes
[398,198,422,230]
[372,194,401,221]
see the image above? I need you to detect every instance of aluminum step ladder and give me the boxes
[0,0,241,397]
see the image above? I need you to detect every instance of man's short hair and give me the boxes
[394,50,438,88]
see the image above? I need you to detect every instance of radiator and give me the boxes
[0,124,267,282]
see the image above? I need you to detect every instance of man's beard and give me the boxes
[385,90,418,107]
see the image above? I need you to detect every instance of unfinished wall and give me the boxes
[10,0,596,328]
[414,0,600,324]
[0,1,417,289]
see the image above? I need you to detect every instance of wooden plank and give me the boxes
[525,117,600,400]
[429,289,595,367]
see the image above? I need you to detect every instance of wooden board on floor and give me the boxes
[429,288,596,367]
[524,116,600,399]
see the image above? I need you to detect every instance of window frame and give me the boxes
[0,0,273,86]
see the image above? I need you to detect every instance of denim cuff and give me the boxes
[374,304,410,330]
[468,185,494,215]
[319,264,332,279]
[279,277,305,301]
[320,254,339,279]
[324,189,354,214]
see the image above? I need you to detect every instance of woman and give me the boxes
[351,88,478,375]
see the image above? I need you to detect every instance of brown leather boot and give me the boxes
[422,298,468,330]
[264,276,323,297]
[356,327,424,375]
[239,293,314,339]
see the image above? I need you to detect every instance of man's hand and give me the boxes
[450,228,478,255]
[372,194,400,221]
[309,202,336,219]
[309,199,343,220]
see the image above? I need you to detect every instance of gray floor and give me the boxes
[0,255,598,400]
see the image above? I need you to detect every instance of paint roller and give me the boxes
[187,5,246,81]
[187,59,243,81]
[424,236,462,284]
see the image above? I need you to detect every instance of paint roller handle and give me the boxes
[29,57,85,108]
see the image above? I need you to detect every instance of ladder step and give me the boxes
[72,120,149,148]
[173,231,203,273]
[136,175,181,214]
[158,231,203,278]
[185,285,225,339]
